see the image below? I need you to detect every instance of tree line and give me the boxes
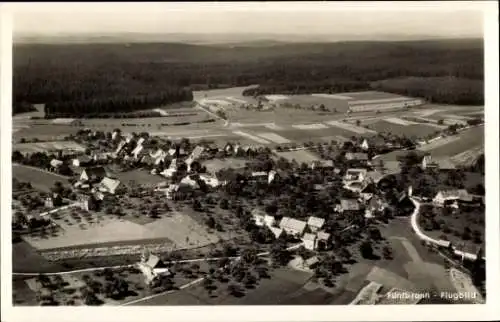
[13,39,483,114]
[43,90,193,118]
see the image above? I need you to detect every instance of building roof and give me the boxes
[436,189,473,201]
[340,199,361,211]
[269,227,283,238]
[150,148,165,159]
[82,166,107,180]
[279,217,307,234]
[146,254,161,268]
[252,171,268,177]
[100,177,121,192]
[345,152,369,161]
[50,159,63,167]
[307,216,325,229]
[317,231,331,241]
[302,233,317,242]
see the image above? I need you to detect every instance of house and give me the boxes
[433,189,473,207]
[421,155,456,170]
[140,155,155,166]
[345,152,369,162]
[80,167,107,182]
[77,194,97,211]
[307,216,325,232]
[316,231,331,250]
[49,159,63,170]
[186,146,205,171]
[336,199,361,214]
[344,168,367,183]
[112,131,120,140]
[165,184,179,200]
[302,233,317,250]
[72,155,92,167]
[180,175,200,189]
[269,226,284,239]
[131,144,144,159]
[344,180,369,193]
[136,137,145,147]
[92,152,109,162]
[137,250,171,285]
[124,133,134,143]
[252,209,275,227]
[167,148,177,157]
[252,171,268,178]
[199,173,222,188]
[310,160,334,170]
[98,177,121,195]
[279,217,307,237]
[360,139,369,150]
[268,170,278,184]
[44,194,61,208]
[114,140,127,156]
[224,143,234,154]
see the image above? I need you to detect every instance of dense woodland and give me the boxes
[13,39,483,115]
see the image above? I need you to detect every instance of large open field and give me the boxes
[417,125,484,156]
[12,164,71,192]
[367,120,441,138]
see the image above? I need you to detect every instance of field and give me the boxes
[14,140,86,154]
[113,169,166,186]
[367,121,441,138]
[202,158,248,174]
[12,164,70,192]
[418,125,484,156]
[23,204,218,252]
[136,267,313,305]
[274,150,322,163]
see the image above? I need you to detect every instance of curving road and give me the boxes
[409,198,485,261]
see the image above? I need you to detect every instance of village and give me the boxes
[12,110,486,306]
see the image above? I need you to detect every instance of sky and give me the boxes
[10,2,484,39]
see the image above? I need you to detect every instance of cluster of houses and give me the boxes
[432,189,483,208]
[74,166,122,201]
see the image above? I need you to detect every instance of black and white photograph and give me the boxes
[1,2,499,321]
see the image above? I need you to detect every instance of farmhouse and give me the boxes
[421,155,456,170]
[98,177,121,195]
[49,159,63,171]
[316,231,331,250]
[72,155,92,167]
[252,209,275,227]
[80,167,107,183]
[360,139,369,150]
[269,226,284,239]
[344,168,367,183]
[279,217,307,237]
[198,173,222,188]
[180,175,200,189]
[307,216,325,232]
[345,152,369,165]
[137,250,171,285]
[310,160,334,170]
[336,199,361,214]
[433,189,473,207]
[302,233,317,251]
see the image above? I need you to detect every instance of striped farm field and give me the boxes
[325,120,377,135]
[292,123,329,130]
[232,130,271,144]
[256,132,291,144]
[421,125,484,156]
[367,121,441,138]
[383,117,419,126]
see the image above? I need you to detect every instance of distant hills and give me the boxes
[13,32,482,45]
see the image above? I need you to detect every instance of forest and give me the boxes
[13,39,483,115]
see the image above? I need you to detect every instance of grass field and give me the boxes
[418,126,484,156]
[14,141,86,154]
[274,150,321,163]
[113,169,165,186]
[12,165,71,192]
[367,121,441,138]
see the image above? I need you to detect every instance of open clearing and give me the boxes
[113,169,165,186]
[13,165,70,192]
[14,141,86,154]
[202,158,248,174]
[24,208,217,251]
